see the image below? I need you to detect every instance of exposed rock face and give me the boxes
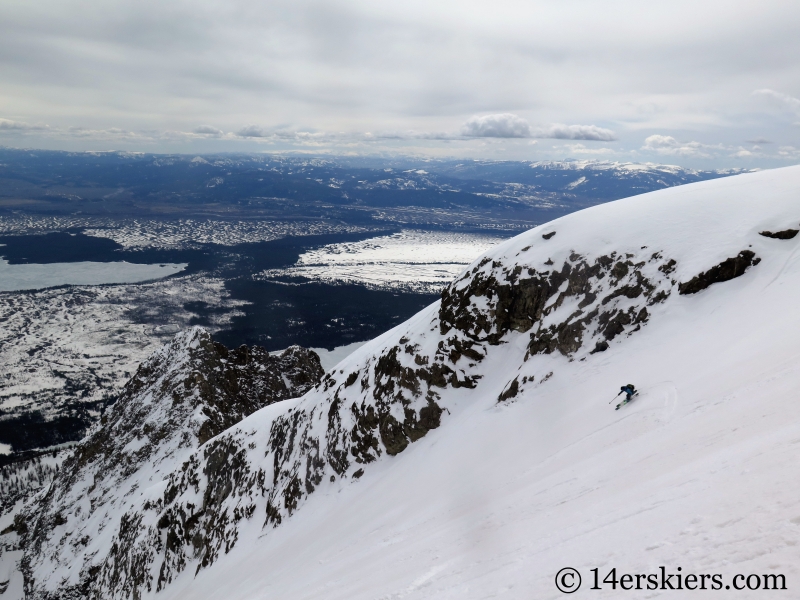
[759,229,798,239]
[678,250,760,295]
[79,332,462,598]
[26,244,692,600]
[440,249,676,358]
[16,328,323,600]
[13,222,771,599]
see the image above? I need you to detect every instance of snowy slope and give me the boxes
[11,329,323,600]
[19,166,800,598]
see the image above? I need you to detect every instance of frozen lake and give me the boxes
[271,230,506,292]
[0,259,187,292]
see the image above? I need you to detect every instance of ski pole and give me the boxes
[609,391,622,404]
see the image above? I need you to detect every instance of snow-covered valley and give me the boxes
[6,165,800,598]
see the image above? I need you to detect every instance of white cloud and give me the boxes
[562,143,616,155]
[753,89,800,111]
[535,124,617,141]
[461,113,531,138]
[66,126,162,143]
[643,134,681,149]
[778,146,800,158]
[642,134,716,157]
[0,118,48,131]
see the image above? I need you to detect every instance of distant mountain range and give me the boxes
[0,148,749,230]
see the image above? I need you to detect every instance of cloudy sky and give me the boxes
[1,0,798,167]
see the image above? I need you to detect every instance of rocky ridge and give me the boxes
[12,328,323,600]
[26,243,763,598]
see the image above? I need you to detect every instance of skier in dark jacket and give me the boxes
[620,384,636,401]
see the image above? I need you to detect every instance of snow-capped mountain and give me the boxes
[12,166,800,598]
[7,329,323,599]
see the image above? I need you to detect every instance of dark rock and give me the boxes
[443,249,675,360]
[601,310,632,340]
[344,372,359,387]
[658,259,677,275]
[498,377,520,402]
[379,414,409,456]
[611,261,630,281]
[678,250,760,295]
[601,284,643,305]
[759,229,798,239]
[542,231,556,240]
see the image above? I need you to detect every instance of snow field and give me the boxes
[0,259,186,292]
[153,167,800,599]
[266,230,506,293]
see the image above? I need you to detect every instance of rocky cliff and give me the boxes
[11,328,322,600]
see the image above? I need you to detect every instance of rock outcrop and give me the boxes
[15,328,323,600]
[678,250,760,295]
[759,228,798,239]
[440,248,676,357]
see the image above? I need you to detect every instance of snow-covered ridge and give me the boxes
[526,159,749,176]
[15,166,800,598]
[14,329,323,599]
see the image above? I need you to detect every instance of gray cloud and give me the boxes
[460,115,617,141]
[0,1,798,166]
[193,125,224,136]
[236,125,269,138]
[534,124,617,141]
[753,89,800,111]
[0,118,48,131]
[461,113,531,138]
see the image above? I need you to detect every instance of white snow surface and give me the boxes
[151,166,800,599]
[310,341,369,372]
[0,259,186,291]
[17,166,800,599]
[267,230,505,292]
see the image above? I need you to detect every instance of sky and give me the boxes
[0,0,799,168]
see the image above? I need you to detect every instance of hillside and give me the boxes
[13,165,800,598]
[0,150,746,461]
[5,330,323,600]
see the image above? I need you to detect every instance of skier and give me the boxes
[613,383,637,410]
